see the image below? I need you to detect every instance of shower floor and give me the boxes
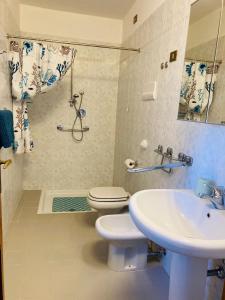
[38,189,95,214]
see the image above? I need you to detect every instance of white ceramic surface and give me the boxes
[129,189,225,299]
[96,213,148,271]
[88,186,129,210]
[96,213,146,241]
[88,198,129,210]
[129,189,225,259]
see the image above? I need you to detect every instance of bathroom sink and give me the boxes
[129,189,225,258]
[129,189,225,300]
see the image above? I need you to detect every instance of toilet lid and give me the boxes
[89,187,129,201]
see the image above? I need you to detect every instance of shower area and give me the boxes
[22,43,120,192]
[4,13,140,214]
[13,42,120,212]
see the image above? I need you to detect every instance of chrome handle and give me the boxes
[213,186,225,205]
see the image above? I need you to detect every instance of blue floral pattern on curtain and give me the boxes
[180,61,217,121]
[8,40,76,154]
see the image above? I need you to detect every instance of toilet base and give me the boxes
[108,240,148,272]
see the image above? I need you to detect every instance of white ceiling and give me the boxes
[190,0,222,23]
[20,0,136,19]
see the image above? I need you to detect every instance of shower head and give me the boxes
[79,91,85,96]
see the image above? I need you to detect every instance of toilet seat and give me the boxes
[88,187,129,201]
[88,187,129,210]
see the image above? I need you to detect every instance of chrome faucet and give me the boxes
[201,185,225,210]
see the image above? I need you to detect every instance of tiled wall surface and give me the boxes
[0,0,23,239]
[114,0,225,298]
[23,46,119,190]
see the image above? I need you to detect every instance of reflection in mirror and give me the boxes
[178,0,222,123]
[208,1,225,124]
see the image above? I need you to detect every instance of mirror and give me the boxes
[177,0,223,124]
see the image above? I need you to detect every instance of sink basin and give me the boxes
[129,189,225,300]
[129,189,225,259]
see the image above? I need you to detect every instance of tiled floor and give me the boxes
[4,191,169,300]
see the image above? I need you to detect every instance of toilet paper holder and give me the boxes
[124,159,138,169]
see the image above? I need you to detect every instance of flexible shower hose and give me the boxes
[70,61,85,143]
[71,93,84,142]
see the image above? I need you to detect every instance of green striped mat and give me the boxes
[52,197,92,212]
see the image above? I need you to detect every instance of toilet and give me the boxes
[96,213,148,272]
[87,187,130,212]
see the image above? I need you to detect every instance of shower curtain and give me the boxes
[8,40,76,154]
[180,61,217,121]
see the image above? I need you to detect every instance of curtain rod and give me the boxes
[185,57,222,64]
[7,34,141,53]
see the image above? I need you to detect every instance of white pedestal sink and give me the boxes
[129,189,225,300]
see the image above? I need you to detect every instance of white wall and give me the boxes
[20,4,123,45]
[0,0,23,240]
[122,0,165,41]
[122,0,201,42]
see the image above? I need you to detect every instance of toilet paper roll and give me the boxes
[124,159,137,169]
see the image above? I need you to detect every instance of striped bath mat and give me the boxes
[52,197,92,212]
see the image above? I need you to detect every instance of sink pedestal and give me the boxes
[169,253,208,300]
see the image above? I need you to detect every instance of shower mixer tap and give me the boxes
[58,90,89,141]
